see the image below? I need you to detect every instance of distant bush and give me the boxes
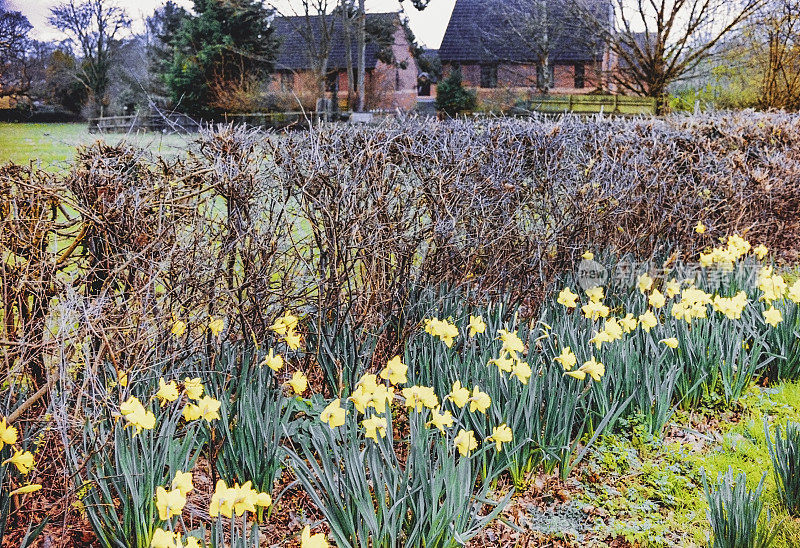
[436,67,477,115]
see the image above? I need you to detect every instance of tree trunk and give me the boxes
[356,0,366,112]
[342,5,356,109]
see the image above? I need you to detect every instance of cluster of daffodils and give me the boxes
[555,237,798,383]
[209,479,272,518]
[423,317,460,347]
[698,234,765,268]
[555,347,605,382]
[0,416,39,496]
[319,317,514,457]
[487,329,532,384]
[120,377,221,436]
[270,311,302,350]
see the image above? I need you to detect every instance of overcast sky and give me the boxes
[7,0,458,48]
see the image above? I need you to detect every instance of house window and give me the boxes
[280,72,294,92]
[574,63,585,89]
[480,64,498,88]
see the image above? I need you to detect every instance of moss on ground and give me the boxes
[550,381,800,547]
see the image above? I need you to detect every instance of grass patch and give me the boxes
[0,123,195,168]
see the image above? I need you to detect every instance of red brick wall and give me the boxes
[443,60,612,95]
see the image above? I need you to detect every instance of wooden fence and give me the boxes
[519,94,660,116]
[88,113,202,134]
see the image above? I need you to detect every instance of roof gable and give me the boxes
[271,12,399,72]
[439,0,612,64]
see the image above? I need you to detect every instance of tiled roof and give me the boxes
[439,0,612,64]
[271,12,398,71]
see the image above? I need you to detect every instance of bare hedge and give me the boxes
[2,112,800,387]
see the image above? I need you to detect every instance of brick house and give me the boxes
[438,0,616,104]
[268,12,419,111]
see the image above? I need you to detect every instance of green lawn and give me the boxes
[0,123,195,168]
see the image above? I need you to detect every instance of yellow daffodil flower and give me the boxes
[665,278,681,299]
[619,313,638,333]
[182,403,201,421]
[554,347,577,371]
[262,348,284,371]
[423,318,459,347]
[171,470,193,497]
[320,399,346,428]
[151,528,180,548]
[370,384,395,411]
[648,289,666,309]
[402,386,439,411]
[582,301,610,321]
[764,306,783,327]
[183,377,204,400]
[209,480,236,518]
[362,415,388,442]
[789,280,800,304]
[380,355,408,385]
[4,449,34,474]
[638,310,658,332]
[427,408,454,432]
[585,286,604,303]
[284,329,302,350]
[256,492,272,508]
[120,396,156,435]
[489,424,513,452]
[582,250,594,261]
[196,396,221,422]
[155,486,186,520]
[498,329,525,355]
[510,360,532,384]
[557,287,579,309]
[469,386,491,414]
[660,337,679,349]
[0,418,18,450]
[288,371,308,395]
[488,354,514,373]
[301,525,329,548]
[269,312,299,336]
[454,429,478,456]
[695,221,706,234]
[566,358,605,382]
[117,370,128,388]
[208,317,225,337]
[449,380,470,408]
[350,386,373,414]
[468,315,487,337]
[231,481,258,516]
[637,273,654,294]
[171,320,187,338]
[754,244,768,260]
[155,378,180,407]
[581,357,605,381]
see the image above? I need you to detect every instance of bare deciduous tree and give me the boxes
[48,0,131,118]
[576,0,763,100]
[755,0,800,109]
[271,0,338,103]
[0,9,33,98]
